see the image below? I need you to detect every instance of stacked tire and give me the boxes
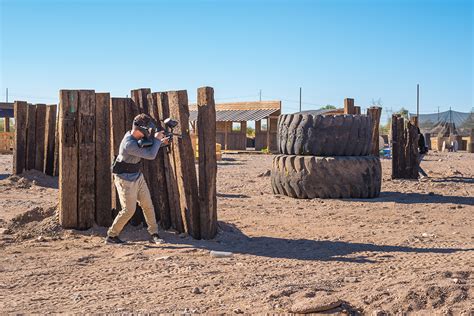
[271,113,382,199]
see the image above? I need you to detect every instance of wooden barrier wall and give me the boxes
[13,102,57,176]
[391,115,419,179]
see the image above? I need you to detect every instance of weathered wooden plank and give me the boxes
[354,106,361,115]
[124,96,144,226]
[25,104,36,170]
[53,110,59,177]
[77,90,96,229]
[95,93,112,226]
[156,92,182,232]
[168,90,200,238]
[397,117,406,178]
[405,122,420,179]
[59,90,79,228]
[110,98,127,213]
[34,104,47,171]
[367,107,382,156]
[197,87,217,239]
[4,117,10,132]
[13,101,28,174]
[44,104,57,175]
[148,92,171,229]
[344,98,355,115]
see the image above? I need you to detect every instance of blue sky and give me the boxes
[1,0,472,122]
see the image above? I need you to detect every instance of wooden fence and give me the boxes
[13,102,58,176]
[59,88,217,239]
[391,115,419,179]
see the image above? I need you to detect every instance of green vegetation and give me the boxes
[320,104,337,110]
[247,126,255,138]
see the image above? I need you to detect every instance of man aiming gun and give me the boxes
[105,113,169,244]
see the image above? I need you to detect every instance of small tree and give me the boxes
[247,126,255,138]
[320,104,337,110]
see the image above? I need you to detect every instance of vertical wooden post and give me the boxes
[266,117,270,151]
[4,117,10,132]
[77,90,96,229]
[95,93,112,226]
[410,116,419,127]
[224,121,228,150]
[34,104,47,171]
[367,107,382,156]
[168,90,201,239]
[156,92,182,232]
[391,114,398,179]
[354,106,361,115]
[405,122,420,179]
[26,104,36,170]
[59,90,79,228]
[110,98,127,215]
[197,87,217,239]
[148,92,172,229]
[396,116,406,178]
[344,98,355,115]
[467,129,474,153]
[44,104,57,175]
[13,101,28,174]
[53,111,60,177]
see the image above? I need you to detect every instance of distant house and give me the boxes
[189,101,281,151]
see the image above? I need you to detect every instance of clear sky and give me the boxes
[1,0,472,122]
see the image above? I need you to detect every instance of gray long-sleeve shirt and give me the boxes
[115,131,161,181]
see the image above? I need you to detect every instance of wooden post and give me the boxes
[391,114,399,179]
[410,116,419,127]
[367,107,382,156]
[354,106,361,115]
[95,93,112,226]
[266,117,270,151]
[110,98,128,215]
[26,104,36,170]
[4,117,10,132]
[224,121,228,150]
[396,116,406,178]
[344,98,355,115]
[405,122,420,179]
[197,87,217,239]
[148,92,172,229]
[13,101,28,174]
[53,111,60,177]
[77,90,96,229]
[168,90,201,239]
[156,92,182,232]
[59,90,79,228]
[34,104,47,171]
[44,104,57,175]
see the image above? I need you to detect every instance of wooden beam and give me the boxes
[44,104,57,175]
[344,98,355,115]
[405,122,420,179]
[13,101,28,174]
[156,92,182,232]
[410,115,419,127]
[224,122,229,150]
[77,90,96,229]
[110,98,127,214]
[4,117,10,132]
[197,86,217,239]
[25,104,36,170]
[59,90,79,228]
[168,90,201,239]
[53,111,59,177]
[266,118,270,151]
[354,106,361,115]
[95,93,112,227]
[34,104,47,171]
[148,92,172,230]
[367,107,382,156]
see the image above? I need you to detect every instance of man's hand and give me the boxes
[155,131,170,145]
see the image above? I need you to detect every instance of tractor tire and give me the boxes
[277,114,372,156]
[271,155,381,199]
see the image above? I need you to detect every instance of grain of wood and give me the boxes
[367,107,382,156]
[344,98,355,115]
[44,104,57,175]
[110,98,127,214]
[34,104,47,172]
[13,101,28,174]
[25,104,36,170]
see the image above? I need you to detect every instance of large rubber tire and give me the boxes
[277,114,372,156]
[271,155,381,199]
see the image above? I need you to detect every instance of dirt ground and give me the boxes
[0,152,473,314]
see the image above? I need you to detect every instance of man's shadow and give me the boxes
[160,222,472,264]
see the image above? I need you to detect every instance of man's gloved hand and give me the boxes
[155,131,170,146]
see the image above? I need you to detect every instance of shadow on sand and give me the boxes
[365,191,474,206]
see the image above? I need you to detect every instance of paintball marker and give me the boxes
[137,118,182,148]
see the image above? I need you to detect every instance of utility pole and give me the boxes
[6,88,8,102]
[299,87,302,112]
[259,89,262,102]
[416,84,419,126]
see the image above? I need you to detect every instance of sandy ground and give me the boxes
[0,152,473,314]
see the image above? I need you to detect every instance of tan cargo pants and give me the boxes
[107,173,158,237]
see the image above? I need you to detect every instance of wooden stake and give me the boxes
[168,90,201,238]
[34,104,47,171]
[95,93,112,226]
[405,122,420,179]
[344,98,355,115]
[197,87,217,239]
[77,90,96,229]
[354,106,361,115]
[26,104,36,170]
[13,101,28,174]
[110,98,127,214]
[367,107,382,156]
[148,92,172,229]
[5,117,10,132]
[44,104,57,175]
[59,90,79,228]
[53,110,60,177]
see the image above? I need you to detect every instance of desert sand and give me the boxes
[0,152,472,314]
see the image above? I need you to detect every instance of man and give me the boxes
[106,113,169,244]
